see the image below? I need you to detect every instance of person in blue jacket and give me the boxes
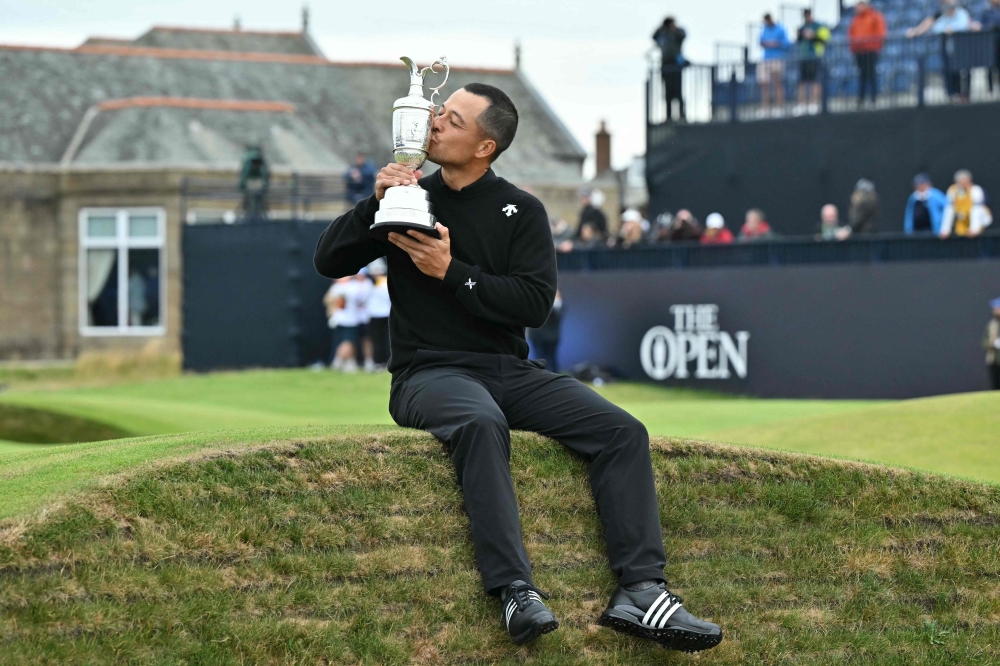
[904,173,948,235]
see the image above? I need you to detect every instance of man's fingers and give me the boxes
[389,232,425,253]
[435,223,449,240]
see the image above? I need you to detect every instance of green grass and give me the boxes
[2,428,999,664]
[0,403,133,444]
[0,369,864,439]
[708,392,1000,483]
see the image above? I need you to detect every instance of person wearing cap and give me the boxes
[845,178,879,238]
[365,259,392,369]
[904,174,948,236]
[701,213,734,245]
[984,298,1000,390]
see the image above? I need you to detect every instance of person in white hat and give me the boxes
[700,212,733,245]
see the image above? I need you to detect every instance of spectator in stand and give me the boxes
[907,1,975,102]
[528,290,563,373]
[668,209,703,241]
[649,211,674,243]
[759,14,791,116]
[701,212,734,245]
[849,1,887,107]
[354,270,377,372]
[739,208,775,242]
[611,217,647,249]
[576,190,608,239]
[942,170,993,237]
[796,9,831,115]
[904,174,948,236]
[364,259,391,370]
[344,153,376,205]
[844,178,880,238]
[980,0,1000,92]
[817,204,849,241]
[652,16,688,122]
[574,222,604,250]
[550,217,575,253]
[985,297,1000,390]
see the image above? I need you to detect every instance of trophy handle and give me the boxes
[421,57,450,107]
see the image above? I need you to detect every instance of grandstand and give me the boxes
[649,0,1000,123]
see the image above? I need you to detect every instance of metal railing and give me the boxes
[557,231,1000,272]
[647,31,1000,128]
[180,174,348,223]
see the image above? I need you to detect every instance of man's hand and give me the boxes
[388,223,452,280]
[375,164,423,201]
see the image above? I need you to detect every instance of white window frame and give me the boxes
[78,207,167,337]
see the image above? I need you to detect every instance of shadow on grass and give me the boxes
[0,403,133,444]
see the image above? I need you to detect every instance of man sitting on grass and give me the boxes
[313,82,722,653]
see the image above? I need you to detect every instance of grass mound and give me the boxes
[0,403,132,444]
[2,429,999,664]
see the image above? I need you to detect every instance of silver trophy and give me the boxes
[369,56,450,241]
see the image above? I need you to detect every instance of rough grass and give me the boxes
[2,428,999,664]
[0,403,133,444]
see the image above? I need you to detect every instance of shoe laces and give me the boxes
[507,583,550,613]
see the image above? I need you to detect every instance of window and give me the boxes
[79,208,166,336]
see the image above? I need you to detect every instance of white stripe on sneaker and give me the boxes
[656,602,682,629]
[641,591,669,625]
[505,599,517,628]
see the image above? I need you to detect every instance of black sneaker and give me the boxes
[599,582,722,653]
[500,580,559,645]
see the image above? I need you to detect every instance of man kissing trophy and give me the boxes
[314,54,723,653]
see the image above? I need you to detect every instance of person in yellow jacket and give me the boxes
[941,170,993,238]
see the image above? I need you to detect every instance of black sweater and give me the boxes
[313,168,557,379]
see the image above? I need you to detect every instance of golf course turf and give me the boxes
[2,428,999,664]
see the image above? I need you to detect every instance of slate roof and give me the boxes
[131,26,322,57]
[0,42,585,183]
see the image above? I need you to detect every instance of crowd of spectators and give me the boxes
[552,171,992,252]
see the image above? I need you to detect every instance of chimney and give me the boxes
[514,40,521,70]
[595,121,611,176]
[233,15,242,31]
[302,5,310,33]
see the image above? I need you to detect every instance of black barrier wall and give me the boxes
[647,103,1000,236]
[182,221,334,371]
[558,259,1000,399]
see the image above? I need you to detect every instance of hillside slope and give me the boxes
[2,428,998,664]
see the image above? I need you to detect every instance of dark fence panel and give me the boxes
[557,259,1000,399]
[646,102,1000,237]
[182,221,337,371]
[558,233,1000,272]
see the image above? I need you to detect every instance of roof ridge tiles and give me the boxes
[146,25,307,38]
[0,42,515,73]
[96,97,297,112]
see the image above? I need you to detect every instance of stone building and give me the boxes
[0,20,586,362]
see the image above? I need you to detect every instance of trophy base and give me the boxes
[369,221,441,242]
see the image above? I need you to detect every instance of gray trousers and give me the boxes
[389,350,667,594]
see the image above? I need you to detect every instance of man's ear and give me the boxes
[475,138,497,161]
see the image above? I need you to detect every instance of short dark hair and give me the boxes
[462,82,519,162]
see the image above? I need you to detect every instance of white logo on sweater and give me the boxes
[502,204,518,217]
[465,278,477,290]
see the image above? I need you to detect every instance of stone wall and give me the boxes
[0,172,61,359]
